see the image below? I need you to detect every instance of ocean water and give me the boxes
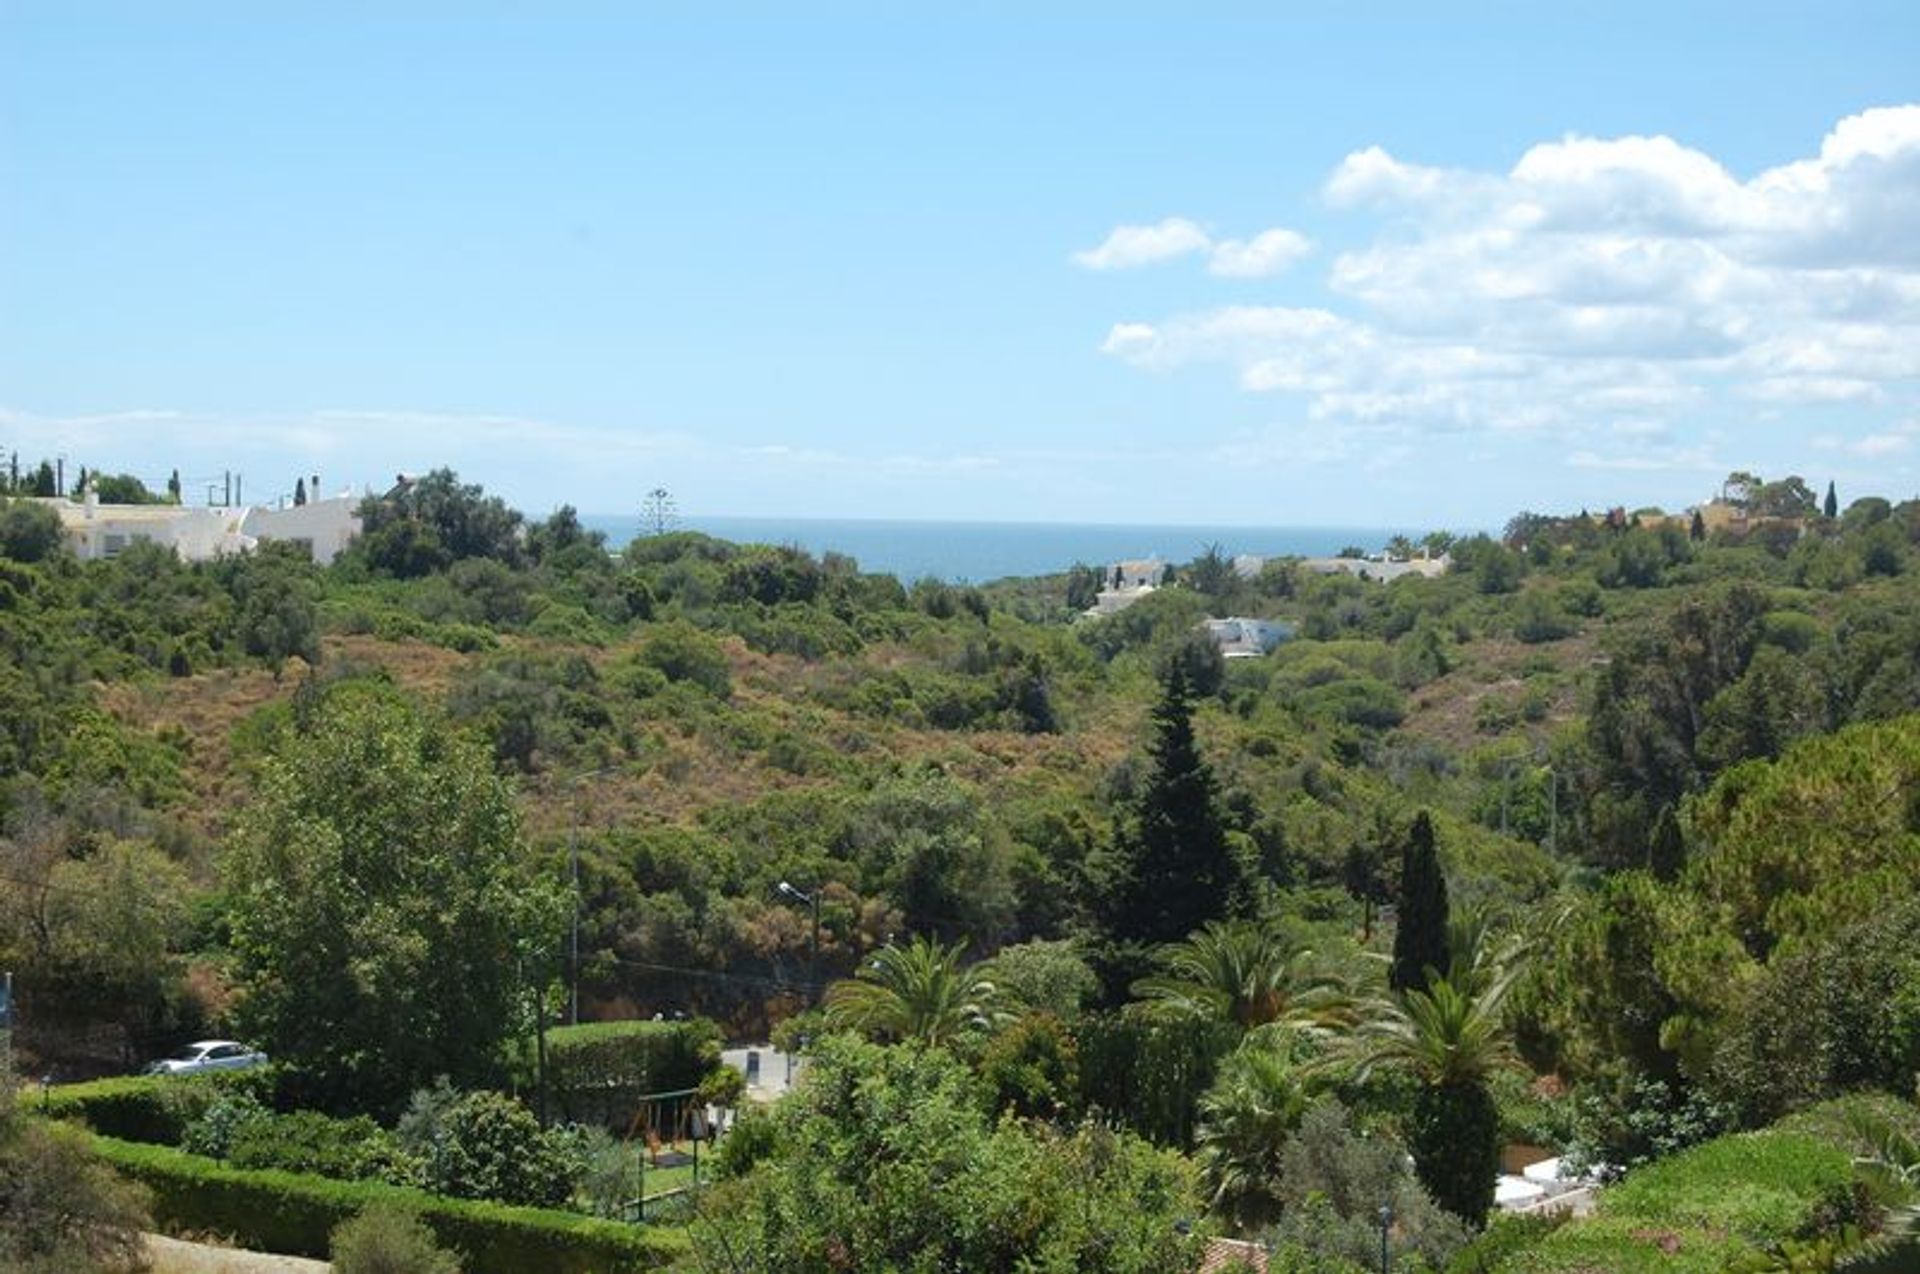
[580,514,1425,584]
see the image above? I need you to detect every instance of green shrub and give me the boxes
[231,1110,409,1183]
[179,1091,272,1159]
[633,622,732,698]
[396,1085,574,1208]
[44,1070,273,1146]
[331,1203,462,1274]
[707,1105,779,1182]
[1445,1210,1569,1274]
[528,603,612,646]
[89,1134,686,1273]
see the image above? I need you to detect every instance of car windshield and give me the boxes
[167,1045,205,1061]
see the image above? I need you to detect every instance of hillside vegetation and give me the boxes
[4,469,1920,1270]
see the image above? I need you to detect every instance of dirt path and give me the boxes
[145,1233,330,1274]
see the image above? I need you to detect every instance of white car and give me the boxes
[144,1040,268,1077]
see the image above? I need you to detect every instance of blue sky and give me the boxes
[3,3,1917,528]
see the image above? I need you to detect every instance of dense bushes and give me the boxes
[396,1084,577,1208]
[90,1134,687,1273]
[697,1035,1202,1273]
[1707,896,1920,1124]
[1076,1011,1240,1148]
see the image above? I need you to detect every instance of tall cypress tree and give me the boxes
[1823,480,1838,520]
[294,477,308,507]
[1390,811,1450,993]
[1109,665,1238,951]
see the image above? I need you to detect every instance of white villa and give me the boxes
[41,489,363,565]
[1203,616,1294,658]
[1299,551,1451,583]
[1084,557,1168,617]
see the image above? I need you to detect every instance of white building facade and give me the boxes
[41,491,361,565]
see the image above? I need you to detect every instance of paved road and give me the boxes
[722,1044,804,1099]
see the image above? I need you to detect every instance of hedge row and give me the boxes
[90,1135,689,1273]
[41,1069,272,1145]
[509,1020,723,1128]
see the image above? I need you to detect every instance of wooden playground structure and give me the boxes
[624,1085,716,1221]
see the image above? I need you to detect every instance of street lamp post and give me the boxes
[777,881,821,1000]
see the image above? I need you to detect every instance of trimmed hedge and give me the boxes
[510,1020,722,1129]
[90,1135,688,1273]
[41,1069,273,1145]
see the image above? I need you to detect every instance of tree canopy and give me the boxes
[222,685,563,1110]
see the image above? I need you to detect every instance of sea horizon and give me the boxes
[580,513,1458,584]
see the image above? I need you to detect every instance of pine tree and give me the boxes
[1109,665,1239,951]
[71,466,89,498]
[1690,508,1706,541]
[294,477,308,507]
[1390,810,1450,993]
[31,461,56,497]
[1823,480,1838,520]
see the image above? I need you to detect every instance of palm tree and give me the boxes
[822,936,1003,1046]
[1132,920,1353,1032]
[1836,1108,1920,1273]
[1343,963,1521,1227]
[1194,1043,1312,1231]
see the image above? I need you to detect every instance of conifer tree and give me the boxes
[294,477,308,506]
[1109,665,1239,951]
[1690,508,1706,541]
[1390,811,1450,993]
[1823,480,1838,520]
[167,468,181,503]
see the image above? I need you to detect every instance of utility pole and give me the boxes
[777,882,821,1000]
[1500,763,1511,837]
[1546,765,1558,855]
[569,814,581,1028]
[565,765,621,1026]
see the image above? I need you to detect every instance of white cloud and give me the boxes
[1072,217,1211,270]
[1074,217,1313,277]
[1566,444,1721,472]
[1094,105,1920,465]
[1207,228,1313,278]
[1815,418,1920,456]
